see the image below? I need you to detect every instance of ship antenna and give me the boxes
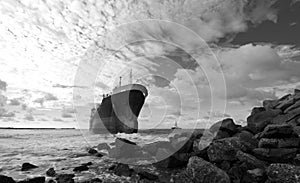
[119,76,122,87]
[129,69,133,84]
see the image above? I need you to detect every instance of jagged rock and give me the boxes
[217,160,231,171]
[73,165,89,172]
[194,144,210,161]
[213,130,231,140]
[253,148,298,162]
[284,100,300,113]
[95,152,104,157]
[154,148,191,168]
[288,115,300,127]
[242,168,267,183]
[79,178,102,183]
[293,126,300,136]
[293,154,300,166]
[227,163,246,183]
[18,177,45,183]
[137,171,159,181]
[82,162,93,166]
[0,175,16,183]
[55,174,75,183]
[237,151,268,169]
[251,107,266,115]
[87,148,98,155]
[46,168,56,177]
[263,100,278,110]
[275,95,295,111]
[235,130,259,152]
[258,138,300,148]
[97,143,110,151]
[21,163,38,171]
[209,118,240,136]
[176,156,230,183]
[113,163,132,177]
[267,163,300,183]
[258,124,297,139]
[246,109,281,134]
[208,137,244,162]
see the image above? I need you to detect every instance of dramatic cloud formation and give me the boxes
[0,0,300,128]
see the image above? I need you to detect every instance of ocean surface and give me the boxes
[0,129,194,182]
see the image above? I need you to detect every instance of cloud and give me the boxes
[9,98,21,106]
[53,84,87,89]
[0,79,7,91]
[33,98,44,107]
[0,95,7,107]
[24,113,34,121]
[53,118,63,122]
[207,111,231,118]
[0,108,15,118]
[21,104,27,110]
[61,112,73,118]
[44,93,58,101]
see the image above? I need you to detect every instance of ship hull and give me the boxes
[90,88,146,134]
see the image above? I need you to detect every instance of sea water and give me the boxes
[0,129,176,182]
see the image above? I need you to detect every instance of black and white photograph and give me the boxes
[0,0,300,182]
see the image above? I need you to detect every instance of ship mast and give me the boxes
[129,69,133,84]
[119,76,122,87]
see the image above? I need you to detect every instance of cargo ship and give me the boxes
[89,71,148,134]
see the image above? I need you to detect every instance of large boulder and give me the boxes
[235,130,259,152]
[18,177,45,183]
[267,163,300,183]
[112,163,132,177]
[73,165,89,172]
[55,174,75,183]
[263,100,278,111]
[258,138,300,148]
[97,143,110,151]
[242,168,267,183]
[46,168,56,177]
[275,95,295,111]
[258,124,298,139]
[284,100,300,113]
[209,118,240,137]
[0,175,16,183]
[236,151,268,169]
[175,156,230,183]
[253,148,298,162]
[154,148,191,169]
[208,137,244,162]
[21,163,38,171]
[272,112,300,126]
[246,109,281,134]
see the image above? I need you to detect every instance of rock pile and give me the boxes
[102,89,300,183]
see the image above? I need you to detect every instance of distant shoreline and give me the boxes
[0,127,76,130]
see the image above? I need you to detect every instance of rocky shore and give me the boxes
[1,89,300,183]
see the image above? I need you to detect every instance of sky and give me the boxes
[1,0,300,129]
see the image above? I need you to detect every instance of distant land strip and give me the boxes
[0,127,76,130]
